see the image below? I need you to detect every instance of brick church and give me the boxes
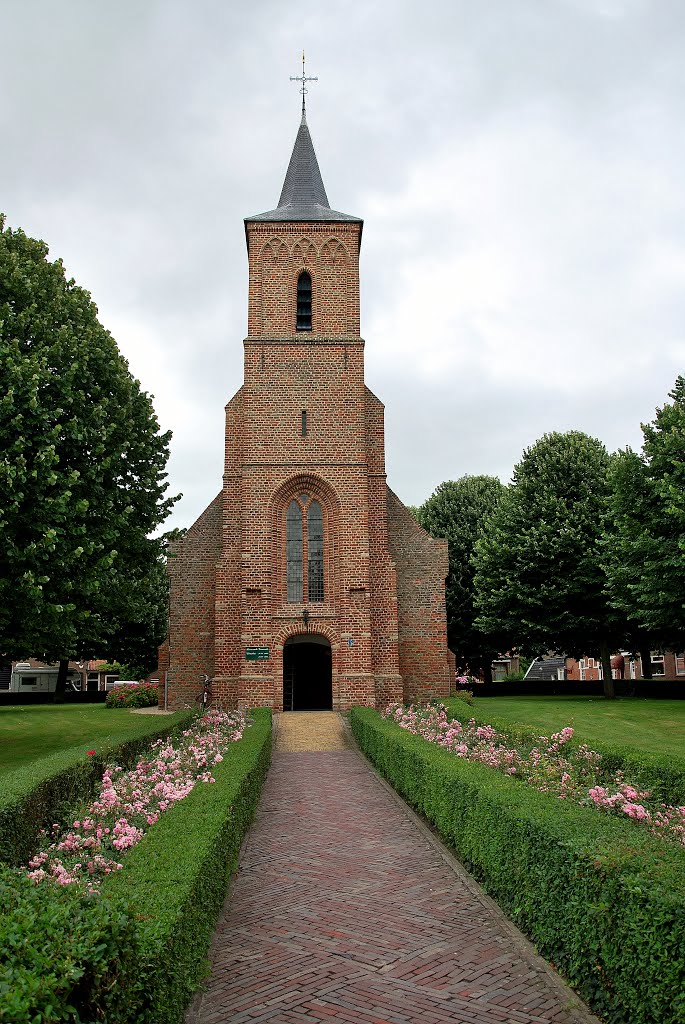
[162,94,452,711]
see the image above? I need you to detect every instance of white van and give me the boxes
[10,664,82,693]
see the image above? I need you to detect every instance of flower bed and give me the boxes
[0,710,194,867]
[105,681,159,708]
[26,708,246,889]
[444,697,685,807]
[351,706,685,1024]
[385,702,685,847]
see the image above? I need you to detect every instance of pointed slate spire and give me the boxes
[246,113,361,224]
[277,110,330,210]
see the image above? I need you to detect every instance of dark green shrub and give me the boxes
[0,711,194,867]
[105,682,159,709]
[351,707,685,1024]
[0,865,143,1023]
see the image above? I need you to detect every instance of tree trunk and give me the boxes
[600,640,615,699]
[639,647,653,680]
[53,658,69,704]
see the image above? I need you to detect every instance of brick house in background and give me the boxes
[523,652,685,682]
[567,651,685,681]
[162,102,452,710]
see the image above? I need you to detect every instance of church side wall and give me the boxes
[166,492,223,706]
[387,487,451,703]
[213,391,244,700]
[365,389,402,704]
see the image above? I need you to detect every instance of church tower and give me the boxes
[164,88,452,710]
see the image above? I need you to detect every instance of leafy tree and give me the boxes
[0,217,177,695]
[473,431,622,696]
[603,378,685,655]
[416,476,505,680]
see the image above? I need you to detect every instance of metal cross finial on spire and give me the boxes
[290,50,318,119]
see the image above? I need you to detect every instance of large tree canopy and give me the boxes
[0,217,176,671]
[472,431,623,692]
[603,377,685,651]
[416,475,505,677]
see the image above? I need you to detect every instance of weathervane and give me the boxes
[290,50,318,117]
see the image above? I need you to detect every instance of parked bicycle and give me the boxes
[196,673,213,713]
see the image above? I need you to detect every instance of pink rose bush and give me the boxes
[26,707,247,890]
[383,702,685,847]
[105,681,159,709]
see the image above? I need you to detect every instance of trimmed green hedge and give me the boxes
[351,707,685,1024]
[0,866,145,1023]
[101,707,272,1023]
[0,708,272,1024]
[0,711,195,867]
[444,698,685,806]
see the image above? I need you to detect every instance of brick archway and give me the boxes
[282,633,332,711]
[273,621,341,711]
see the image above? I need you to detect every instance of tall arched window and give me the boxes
[286,500,303,602]
[286,494,324,602]
[296,271,312,331]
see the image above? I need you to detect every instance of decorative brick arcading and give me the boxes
[247,223,360,337]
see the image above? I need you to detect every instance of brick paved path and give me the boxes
[188,714,598,1024]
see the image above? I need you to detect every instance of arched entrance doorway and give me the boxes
[283,634,332,711]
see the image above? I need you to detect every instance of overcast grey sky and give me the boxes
[2,0,684,531]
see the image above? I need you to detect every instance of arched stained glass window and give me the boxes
[286,500,303,602]
[285,495,325,603]
[296,271,312,331]
[308,501,324,602]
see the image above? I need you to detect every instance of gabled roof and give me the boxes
[245,112,362,225]
[524,656,567,681]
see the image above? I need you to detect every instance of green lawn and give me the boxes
[470,695,685,756]
[0,704,188,774]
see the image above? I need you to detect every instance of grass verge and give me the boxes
[351,706,685,1024]
[469,695,685,756]
[0,703,189,773]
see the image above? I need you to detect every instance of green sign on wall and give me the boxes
[245,647,270,661]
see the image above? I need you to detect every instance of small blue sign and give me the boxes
[348,638,354,647]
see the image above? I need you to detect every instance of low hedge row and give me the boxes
[351,707,685,1024]
[445,698,685,806]
[101,706,272,1023]
[0,708,272,1024]
[0,710,195,868]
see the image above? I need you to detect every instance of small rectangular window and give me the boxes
[301,410,307,436]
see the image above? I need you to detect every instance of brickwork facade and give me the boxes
[162,113,451,710]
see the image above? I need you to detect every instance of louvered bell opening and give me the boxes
[296,271,312,331]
